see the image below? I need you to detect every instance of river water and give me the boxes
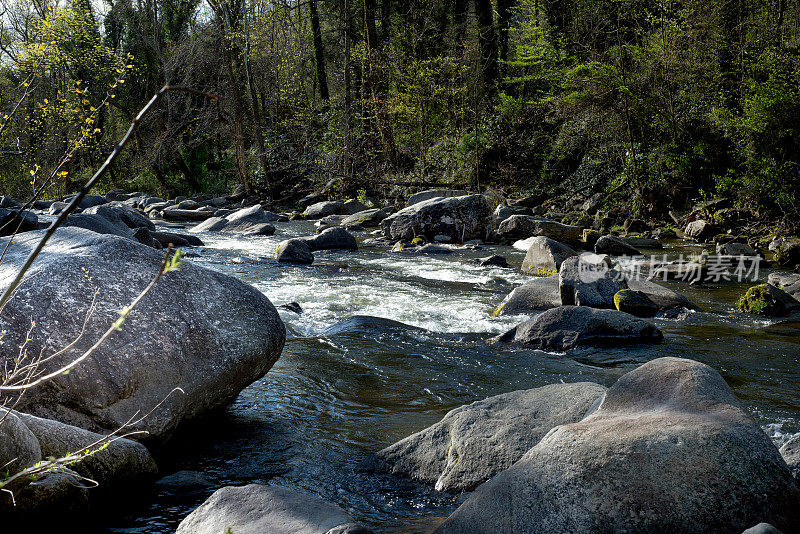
[105,221,800,533]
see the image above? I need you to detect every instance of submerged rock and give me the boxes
[382,195,491,244]
[496,306,662,350]
[322,315,423,337]
[435,358,800,534]
[362,382,607,492]
[176,484,372,534]
[0,228,285,442]
[477,254,509,267]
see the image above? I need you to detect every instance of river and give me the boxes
[104,220,800,533]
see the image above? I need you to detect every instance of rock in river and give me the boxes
[277,239,314,264]
[520,236,577,276]
[559,254,628,309]
[497,215,581,245]
[435,358,800,534]
[779,435,800,483]
[176,484,372,534]
[362,382,607,492]
[381,195,491,244]
[496,305,663,350]
[191,205,277,236]
[0,227,285,442]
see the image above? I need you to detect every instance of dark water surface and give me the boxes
[104,221,800,533]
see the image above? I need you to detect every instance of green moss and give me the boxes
[738,284,783,316]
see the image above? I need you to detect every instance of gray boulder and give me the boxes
[685,219,718,242]
[301,227,358,251]
[497,215,582,244]
[303,201,346,219]
[520,236,577,276]
[493,276,563,316]
[770,238,800,267]
[363,382,607,492]
[0,195,22,208]
[61,213,133,238]
[0,228,285,442]
[341,209,387,228]
[0,410,42,475]
[621,236,663,249]
[15,412,157,488]
[0,208,39,236]
[594,234,641,256]
[435,358,800,534]
[407,189,470,207]
[768,273,800,302]
[64,194,106,209]
[779,435,800,482]
[48,201,69,215]
[343,199,369,214]
[84,204,155,231]
[277,239,314,264]
[559,254,628,308]
[150,231,204,248]
[718,242,758,257]
[161,208,215,221]
[495,277,695,317]
[497,306,663,350]
[492,203,532,222]
[176,484,372,534]
[382,195,491,244]
[191,205,277,236]
[742,524,784,534]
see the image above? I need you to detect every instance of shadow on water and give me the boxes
[102,223,800,533]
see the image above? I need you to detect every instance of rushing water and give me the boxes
[103,221,800,533]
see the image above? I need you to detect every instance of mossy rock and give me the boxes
[614,289,659,318]
[738,284,800,317]
[712,233,736,244]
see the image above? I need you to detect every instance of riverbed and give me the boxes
[104,221,800,533]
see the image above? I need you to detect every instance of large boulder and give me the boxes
[276,239,314,264]
[769,238,800,267]
[84,203,155,231]
[191,205,277,236]
[767,272,800,302]
[300,227,358,251]
[0,228,285,442]
[0,410,42,475]
[341,209,387,228]
[684,219,718,242]
[497,215,581,244]
[64,194,106,209]
[520,236,578,276]
[407,189,470,207]
[493,276,565,316]
[780,435,800,483]
[0,208,39,236]
[738,284,800,317]
[594,234,641,256]
[14,412,158,488]
[61,213,134,238]
[382,195,491,244]
[343,199,369,214]
[497,306,663,351]
[495,277,695,317]
[435,358,800,534]
[176,484,372,534]
[559,254,628,308]
[303,201,346,219]
[362,383,607,493]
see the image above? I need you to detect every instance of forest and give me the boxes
[1,0,799,230]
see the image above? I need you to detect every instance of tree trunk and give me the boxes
[343,0,352,182]
[454,0,468,44]
[364,0,399,168]
[244,8,274,199]
[497,0,514,63]
[309,0,330,102]
[474,0,498,94]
